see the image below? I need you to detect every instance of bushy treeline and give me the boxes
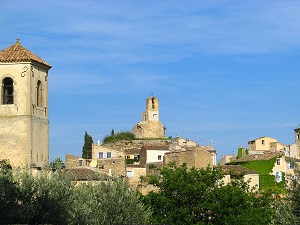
[3,158,300,225]
[0,160,150,225]
[143,163,275,225]
[103,131,135,144]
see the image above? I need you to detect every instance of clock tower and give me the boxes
[132,95,165,138]
[0,39,51,168]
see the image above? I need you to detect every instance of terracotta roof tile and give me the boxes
[65,168,107,181]
[232,152,282,163]
[142,145,169,150]
[217,165,259,175]
[0,39,51,68]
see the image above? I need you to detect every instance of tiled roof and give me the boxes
[0,39,51,68]
[124,148,141,154]
[142,145,169,150]
[218,165,259,175]
[65,168,106,181]
[232,152,282,163]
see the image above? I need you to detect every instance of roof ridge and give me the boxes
[0,39,51,68]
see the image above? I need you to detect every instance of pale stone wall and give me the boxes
[95,157,125,176]
[146,149,170,164]
[92,144,125,160]
[132,121,164,138]
[164,148,215,169]
[248,136,278,152]
[0,62,49,168]
[126,165,146,184]
[222,174,259,191]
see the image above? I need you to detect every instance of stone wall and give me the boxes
[164,148,215,169]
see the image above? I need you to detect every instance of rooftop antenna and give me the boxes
[196,134,203,146]
[210,139,218,146]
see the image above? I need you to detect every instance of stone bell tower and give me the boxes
[0,39,51,168]
[132,95,165,138]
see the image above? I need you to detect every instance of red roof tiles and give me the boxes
[0,39,51,68]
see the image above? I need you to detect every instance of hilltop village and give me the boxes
[0,40,300,194]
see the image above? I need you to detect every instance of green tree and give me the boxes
[49,156,65,170]
[68,178,151,225]
[0,160,22,223]
[0,167,151,225]
[103,131,135,144]
[144,163,275,225]
[82,131,93,159]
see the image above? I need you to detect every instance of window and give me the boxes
[2,77,14,104]
[288,163,295,169]
[126,156,130,159]
[79,160,83,167]
[37,80,42,107]
[127,170,134,177]
[158,155,162,160]
[151,98,155,109]
[262,140,265,145]
[276,158,281,165]
[99,152,113,159]
[134,155,140,160]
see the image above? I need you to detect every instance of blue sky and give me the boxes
[1,1,299,162]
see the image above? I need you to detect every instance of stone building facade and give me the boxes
[0,40,51,168]
[132,95,165,138]
[163,146,217,169]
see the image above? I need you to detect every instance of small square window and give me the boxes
[158,155,162,160]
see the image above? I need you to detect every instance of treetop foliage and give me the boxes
[103,131,135,144]
[0,165,150,225]
[144,163,275,225]
[82,131,93,159]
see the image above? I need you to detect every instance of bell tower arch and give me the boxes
[146,96,159,122]
[0,39,51,168]
[132,95,165,138]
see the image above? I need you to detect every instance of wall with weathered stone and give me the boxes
[0,62,49,168]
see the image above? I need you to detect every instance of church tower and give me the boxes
[0,39,51,168]
[295,124,300,157]
[132,95,165,138]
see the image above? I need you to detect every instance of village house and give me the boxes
[287,124,300,158]
[247,136,287,154]
[139,144,170,165]
[163,145,217,169]
[219,165,259,191]
[66,143,126,177]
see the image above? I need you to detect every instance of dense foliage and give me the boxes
[143,163,275,225]
[0,160,150,225]
[103,131,135,144]
[231,156,286,192]
[49,156,65,170]
[269,165,300,225]
[82,131,93,158]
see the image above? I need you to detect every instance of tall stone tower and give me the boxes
[0,39,51,168]
[295,124,300,157]
[132,95,165,138]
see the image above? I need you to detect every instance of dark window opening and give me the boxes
[37,80,43,107]
[2,77,14,104]
[151,98,155,109]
